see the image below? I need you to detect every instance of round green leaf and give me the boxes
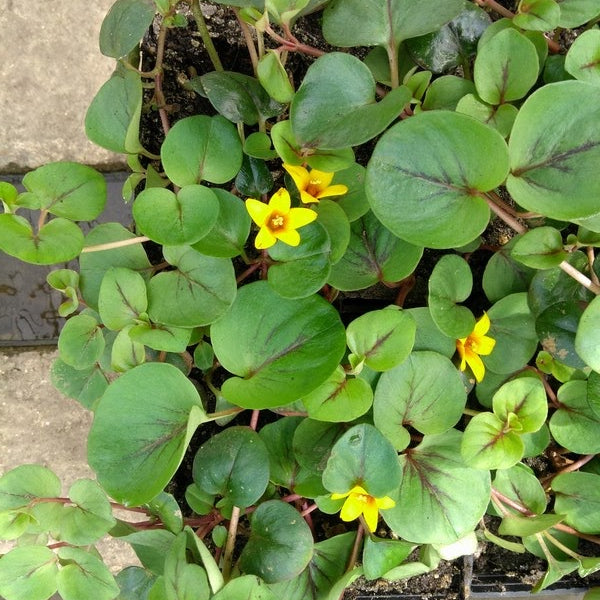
[128,322,191,354]
[111,326,146,371]
[259,417,304,490]
[133,186,219,246]
[50,358,108,410]
[147,245,236,327]
[115,567,156,600]
[366,111,509,248]
[293,419,345,476]
[423,75,476,111]
[407,307,457,357]
[550,380,600,453]
[492,376,548,434]
[98,267,148,331]
[322,0,464,47]
[290,53,411,149]
[484,293,538,375]
[327,211,423,291]
[0,464,61,511]
[565,29,600,86]
[322,423,402,496]
[513,0,560,31]
[58,313,105,369]
[22,162,106,221]
[461,412,524,469]
[161,115,243,186]
[244,131,278,160]
[192,427,270,509]
[373,351,467,450]
[493,463,547,515]
[79,223,151,310]
[511,227,568,269]
[257,50,295,103]
[384,429,491,544]
[235,155,273,198]
[346,306,416,371]
[88,362,207,506]
[99,0,156,58]
[313,199,351,265]
[267,222,332,299]
[213,576,278,600]
[575,295,600,371]
[0,546,58,600]
[0,214,83,265]
[507,81,600,221]
[553,471,600,533]
[85,70,144,154]
[330,163,369,222]
[428,254,475,338]
[302,366,373,422]
[239,500,313,583]
[455,94,518,138]
[211,281,346,409]
[558,0,600,27]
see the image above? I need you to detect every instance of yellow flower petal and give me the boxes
[300,190,318,204]
[269,187,291,213]
[308,168,334,189]
[331,491,350,501]
[287,207,317,229]
[473,335,496,356]
[473,312,491,337]
[275,229,301,246]
[255,226,277,249]
[362,498,379,533]
[245,199,270,227]
[466,351,486,383]
[316,184,349,199]
[283,164,310,191]
[340,495,365,523]
[375,495,396,510]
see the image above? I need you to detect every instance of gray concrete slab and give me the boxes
[0,0,127,172]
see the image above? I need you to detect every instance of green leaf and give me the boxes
[88,362,207,506]
[575,295,600,371]
[322,0,464,47]
[99,0,156,58]
[422,75,476,111]
[244,131,278,160]
[191,189,251,258]
[56,546,119,600]
[21,162,106,220]
[553,471,600,533]
[293,419,345,476]
[290,53,411,149]
[374,351,467,451]
[366,110,509,248]
[239,500,314,583]
[313,199,350,265]
[493,463,547,515]
[79,223,151,310]
[133,186,220,246]
[0,214,83,265]
[384,430,491,544]
[0,546,58,600]
[492,377,548,434]
[550,380,600,454]
[120,530,176,575]
[405,4,492,74]
[362,535,414,580]
[115,567,156,600]
[327,211,423,291]
[428,254,475,338]
[235,156,273,198]
[507,81,600,221]
[161,115,243,186]
[98,267,148,331]
[322,423,402,496]
[329,163,369,222]
[0,464,61,511]
[259,417,303,489]
[455,95,518,138]
[211,281,346,408]
[511,227,568,269]
[145,492,183,535]
[346,306,416,371]
[58,313,105,369]
[565,29,600,86]
[302,366,373,422]
[499,513,565,537]
[267,222,331,299]
[267,533,355,600]
[147,246,236,327]
[257,51,295,103]
[163,533,210,600]
[192,427,270,509]
[50,358,108,409]
[213,575,277,600]
[557,0,600,27]
[532,558,579,592]
[407,307,456,357]
[484,293,538,375]
[85,70,144,154]
[514,0,561,30]
[128,322,191,354]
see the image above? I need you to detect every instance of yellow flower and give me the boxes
[245,188,317,249]
[283,163,348,204]
[456,312,496,383]
[331,485,395,533]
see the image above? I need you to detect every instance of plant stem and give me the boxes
[222,505,241,581]
[386,42,400,89]
[189,0,224,72]
[587,246,600,286]
[472,0,514,19]
[153,23,171,136]
[346,522,365,573]
[559,259,600,295]
[234,8,259,76]
[80,236,150,253]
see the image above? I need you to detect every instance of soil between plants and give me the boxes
[140,4,600,598]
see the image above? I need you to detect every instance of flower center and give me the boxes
[269,213,286,231]
[309,178,322,186]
